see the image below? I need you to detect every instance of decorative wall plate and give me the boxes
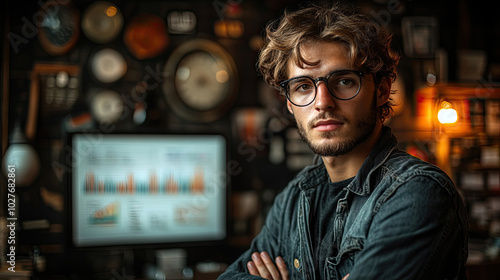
[90,48,127,83]
[90,89,124,123]
[123,14,169,60]
[81,1,123,44]
[162,39,238,122]
[38,0,80,56]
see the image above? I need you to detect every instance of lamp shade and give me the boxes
[2,126,40,187]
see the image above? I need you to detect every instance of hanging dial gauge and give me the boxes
[163,39,238,122]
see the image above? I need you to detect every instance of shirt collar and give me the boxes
[298,126,398,196]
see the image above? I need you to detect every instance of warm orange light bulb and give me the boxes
[437,101,458,124]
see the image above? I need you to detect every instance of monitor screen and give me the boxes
[69,133,227,247]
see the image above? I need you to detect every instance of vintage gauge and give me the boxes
[81,1,123,44]
[38,0,80,56]
[90,48,127,83]
[90,89,124,123]
[163,39,238,122]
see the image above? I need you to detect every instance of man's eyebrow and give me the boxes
[287,68,356,80]
[289,76,312,80]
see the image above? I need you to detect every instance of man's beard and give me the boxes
[296,102,378,157]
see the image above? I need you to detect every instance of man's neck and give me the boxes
[322,125,384,183]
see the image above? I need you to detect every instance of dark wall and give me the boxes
[2,0,499,278]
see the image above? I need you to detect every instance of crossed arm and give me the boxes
[246,251,349,280]
[246,251,288,280]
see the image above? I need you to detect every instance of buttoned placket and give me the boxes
[333,191,350,252]
[297,189,315,279]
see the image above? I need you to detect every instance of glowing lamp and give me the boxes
[437,101,458,124]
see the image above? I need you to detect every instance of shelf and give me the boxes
[460,189,500,196]
[423,83,500,99]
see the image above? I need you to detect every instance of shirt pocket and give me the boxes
[325,237,363,280]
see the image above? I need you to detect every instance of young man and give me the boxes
[218,4,468,280]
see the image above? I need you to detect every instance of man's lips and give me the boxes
[313,119,344,132]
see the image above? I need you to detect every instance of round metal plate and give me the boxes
[81,1,123,44]
[162,39,238,123]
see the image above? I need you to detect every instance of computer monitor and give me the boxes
[68,132,227,248]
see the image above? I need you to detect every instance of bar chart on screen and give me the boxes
[82,168,206,195]
[70,134,227,247]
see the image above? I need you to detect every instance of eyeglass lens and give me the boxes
[286,71,361,106]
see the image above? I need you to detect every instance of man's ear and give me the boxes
[376,78,392,107]
[287,100,294,114]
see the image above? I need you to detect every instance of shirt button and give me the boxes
[294,258,300,268]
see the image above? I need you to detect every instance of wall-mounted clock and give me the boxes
[162,39,238,123]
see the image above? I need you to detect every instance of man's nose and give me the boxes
[314,82,336,110]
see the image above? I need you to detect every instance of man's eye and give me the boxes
[295,83,313,92]
[299,84,312,90]
[339,79,353,86]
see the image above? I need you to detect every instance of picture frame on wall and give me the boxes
[402,16,439,58]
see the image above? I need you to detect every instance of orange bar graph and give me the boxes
[150,173,158,194]
[86,172,95,193]
[90,172,94,193]
[127,174,134,194]
[84,168,205,195]
[166,175,178,194]
[191,168,204,194]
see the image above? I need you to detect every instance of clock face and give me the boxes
[175,51,230,111]
[163,39,238,122]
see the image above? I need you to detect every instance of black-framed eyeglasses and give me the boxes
[279,69,365,107]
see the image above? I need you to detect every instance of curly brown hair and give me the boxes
[257,3,401,121]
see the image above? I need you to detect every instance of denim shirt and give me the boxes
[219,126,469,280]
